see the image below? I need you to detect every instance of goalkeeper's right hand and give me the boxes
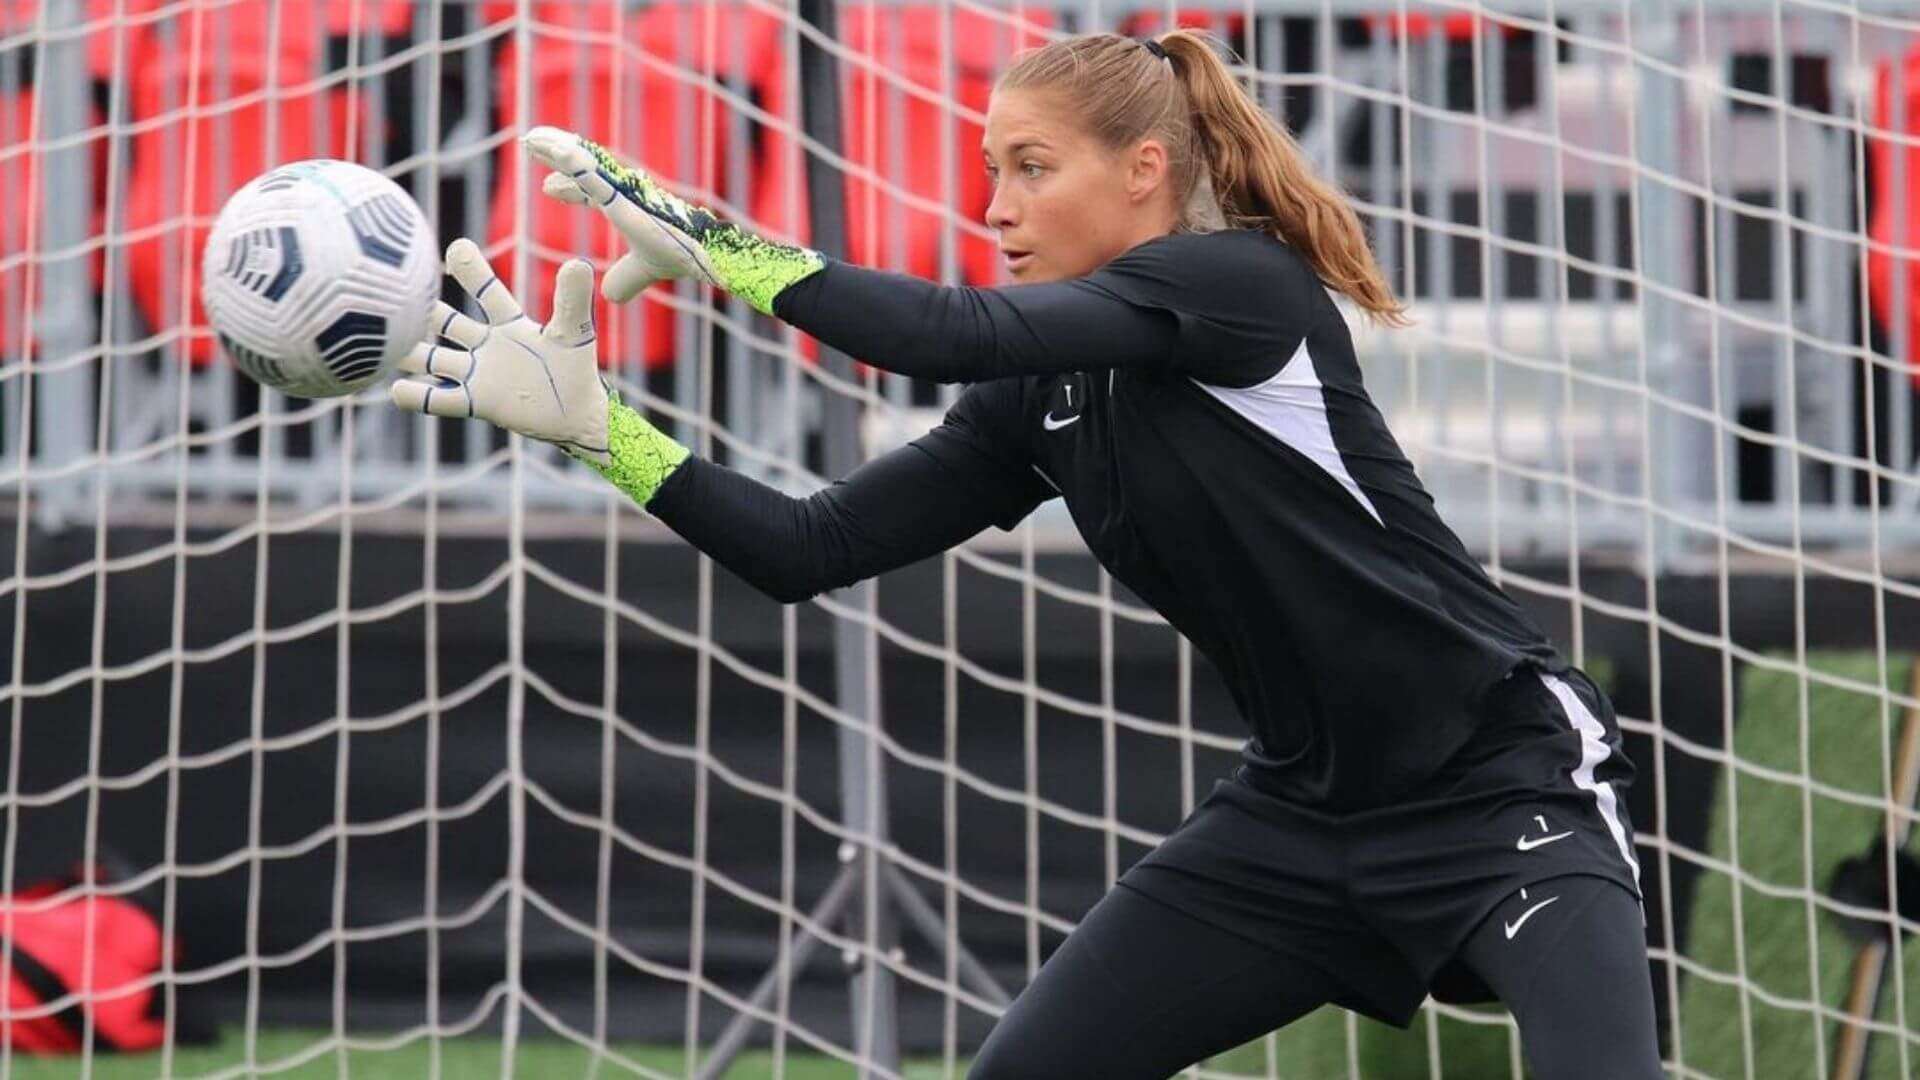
[522,125,825,317]
[389,238,691,508]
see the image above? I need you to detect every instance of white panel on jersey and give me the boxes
[1192,340,1385,525]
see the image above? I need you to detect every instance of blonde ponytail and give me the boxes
[1000,31,1410,326]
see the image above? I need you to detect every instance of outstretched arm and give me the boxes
[389,242,1052,604]
[766,263,1183,383]
[648,418,1047,603]
[523,127,1186,384]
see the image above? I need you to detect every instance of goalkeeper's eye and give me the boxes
[1020,162,1045,180]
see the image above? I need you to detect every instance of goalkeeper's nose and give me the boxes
[985,180,1019,233]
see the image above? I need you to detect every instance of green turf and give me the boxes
[1676,652,1920,1080]
[2,1014,1473,1080]
[0,1000,1511,1077]
[1201,1005,1361,1078]
[6,1029,960,1079]
[1213,1002,1518,1080]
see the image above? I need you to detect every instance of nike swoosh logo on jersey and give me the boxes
[1504,894,1561,940]
[1516,830,1574,852]
[1043,412,1081,431]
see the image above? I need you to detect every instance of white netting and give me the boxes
[4,1,1920,1077]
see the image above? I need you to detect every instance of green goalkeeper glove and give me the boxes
[521,125,825,315]
[388,238,689,506]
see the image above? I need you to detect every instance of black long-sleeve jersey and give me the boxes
[649,228,1565,811]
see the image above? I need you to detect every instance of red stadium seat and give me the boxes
[1367,12,1514,40]
[475,0,548,27]
[1118,8,1246,43]
[1868,49,1920,388]
[0,0,154,83]
[488,1,781,369]
[326,0,413,36]
[0,0,141,360]
[0,90,41,362]
[752,5,1052,288]
[122,1,366,363]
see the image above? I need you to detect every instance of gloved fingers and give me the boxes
[399,341,476,382]
[444,237,525,326]
[543,259,597,346]
[603,253,668,304]
[523,126,662,254]
[541,173,665,294]
[432,300,489,349]
[524,126,620,207]
[390,375,477,420]
[541,172,591,206]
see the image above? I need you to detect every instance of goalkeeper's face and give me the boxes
[983,89,1178,283]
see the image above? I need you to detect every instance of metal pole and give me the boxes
[33,0,96,531]
[695,868,863,1079]
[793,0,903,1068]
[1630,0,1690,568]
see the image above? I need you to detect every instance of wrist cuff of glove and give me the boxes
[581,393,690,507]
[700,225,825,315]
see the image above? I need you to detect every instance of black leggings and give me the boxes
[968,875,1661,1080]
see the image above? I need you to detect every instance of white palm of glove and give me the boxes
[390,238,613,466]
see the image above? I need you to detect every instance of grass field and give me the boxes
[1677,652,1920,1080]
[7,1030,953,1079]
[3,1007,1513,1080]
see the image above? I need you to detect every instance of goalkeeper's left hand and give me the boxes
[388,238,690,506]
[522,125,824,316]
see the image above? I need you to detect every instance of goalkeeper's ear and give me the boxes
[544,259,597,345]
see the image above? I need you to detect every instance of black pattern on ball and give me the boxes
[347,193,414,269]
[219,332,292,390]
[222,226,303,302]
[256,168,302,193]
[315,310,389,384]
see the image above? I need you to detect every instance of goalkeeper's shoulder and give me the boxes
[1090,228,1332,355]
[1097,228,1319,302]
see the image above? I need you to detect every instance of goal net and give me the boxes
[2,0,1919,1077]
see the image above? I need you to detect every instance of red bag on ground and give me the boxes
[0,871,181,1054]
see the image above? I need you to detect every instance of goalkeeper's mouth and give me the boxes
[1002,248,1035,275]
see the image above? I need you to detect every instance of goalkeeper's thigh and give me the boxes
[968,884,1340,1079]
[1459,873,1663,1080]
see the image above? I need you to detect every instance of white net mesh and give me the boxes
[3,0,1920,1077]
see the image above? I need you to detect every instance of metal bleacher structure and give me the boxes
[2,0,1919,563]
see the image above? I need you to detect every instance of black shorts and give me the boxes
[1119,665,1643,1028]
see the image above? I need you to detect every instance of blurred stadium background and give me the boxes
[4,0,1920,1076]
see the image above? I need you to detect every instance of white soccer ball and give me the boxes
[201,159,438,399]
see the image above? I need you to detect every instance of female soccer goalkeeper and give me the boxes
[391,30,1661,1080]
